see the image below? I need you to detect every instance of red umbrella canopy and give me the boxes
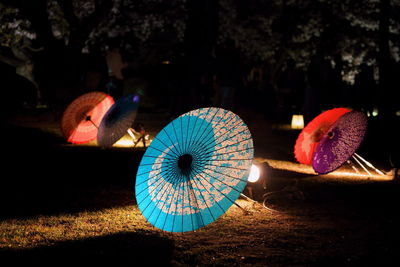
[294,107,351,165]
[61,92,114,144]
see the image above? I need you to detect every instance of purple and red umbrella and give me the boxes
[312,111,368,174]
[294,108,351,165]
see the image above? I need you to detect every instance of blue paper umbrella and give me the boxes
[97,94,140,147]
[135,107,254,232]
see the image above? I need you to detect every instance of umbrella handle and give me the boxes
[354,153,386,176]
[233,200,250,215]
[351,155,372,177]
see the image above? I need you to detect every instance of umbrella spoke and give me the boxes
[191,173,226,214]
[153,133,181,158]
[188,108,220,151]
[161,180,183,231]
[202,165,248,183]
[189,176,218,223]
[144,178,177,225]
[136,167,178,201]
[189,124,251,161]
[196,171,244,212]
[192,113,239,152]
[139,167,181,210]
[171,119,184,155]
[189,109,232,154]
[186,108,212,152]
[171,177,185,232]
[185,110,202,154]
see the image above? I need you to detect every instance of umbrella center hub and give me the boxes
[178,154,193,170]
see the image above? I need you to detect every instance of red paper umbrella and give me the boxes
[61,92,114,144]
[294,107,351,165]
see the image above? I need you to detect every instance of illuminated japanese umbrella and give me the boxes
[61,92,114,144]
[135,107,254,232]
[312,111,368,174]
[97,94,140,147]
[294,107,351,165]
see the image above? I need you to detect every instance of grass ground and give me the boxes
[1,108,399,266]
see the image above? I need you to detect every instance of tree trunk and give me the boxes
[378,0,394,118]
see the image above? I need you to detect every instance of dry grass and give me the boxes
[1,110,399,266]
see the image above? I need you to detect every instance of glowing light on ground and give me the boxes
[248,164,261,183]
[255,157,394,181]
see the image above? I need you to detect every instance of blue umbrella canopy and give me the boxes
[135,107,254,232]
[97,94,140,147]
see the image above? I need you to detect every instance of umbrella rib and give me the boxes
[146,144,176,156]
[186,179,206,229]
[198,126,250,157]
[139,166,181,214]
[158,129,181,158]
[171,119,184,156]
[179,115,187,154]
[189,176,217,223]
[142,154,177,163]
[143,179,176,225]
[136,164,166,177]
[211,147,254,157]
[136,171,170,202]
[186,108,211,153]
[184,114,191,154]
[202,165,249,183]
[193,137,253,162]
[213,136,253,153]
[188,108,220,152]
[203,163,250,171]
[183,179,196,231]
[189,109,231,155]
[180,178,186,232]
[139,157,177,167]
[201,168,246,194]
[191,173,227,215]
[171,170,185,232]
[196,171,242,211]
[172,173,188,232]
[197,158,253,162]
[189,121,248,160]
[161,180,182,231]
[136,161,177,192]
[136,176,168,206]
[192,113,239,153]
[185,110,203,155]
[136,157,178,201]
[189,147,254,167]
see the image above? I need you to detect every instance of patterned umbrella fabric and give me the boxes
[61,92,114,144]
[135,107,254,232]
[294,108,351,165]
[97,94,140,147]
[312,111,368,174]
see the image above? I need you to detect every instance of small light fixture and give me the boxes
[291,114,304,129]
[248,164,261,183]
[372,107,378,117]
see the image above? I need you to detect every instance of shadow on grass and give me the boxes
[0,231,174,266]
[1,123,144,219]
